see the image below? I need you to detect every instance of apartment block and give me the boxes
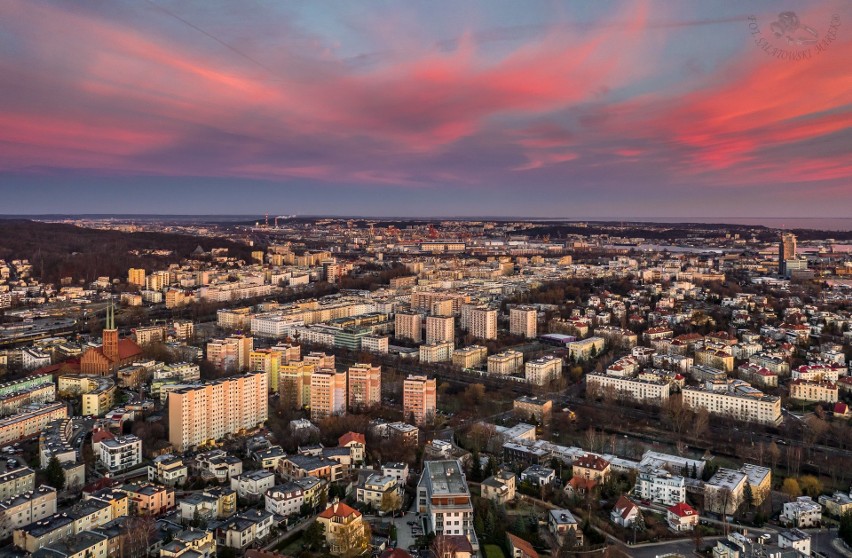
[206,335,254,372]
[168,372,268,452]
[510,307,537,338]
[682,381,781,425]
[452,345,487,369]
[524,355,562,385]
[468,307,498,340]
[310,369,347,421]
[97,435,142,473]
[403,375,437,425]
[789,379,838,403]
[587,373,671,403]
[487,350,524,375]
[419,342,453,363]
[395,313,422,343]
[347,363,381,411]
[417,460,477,550]
[425,315,455,345]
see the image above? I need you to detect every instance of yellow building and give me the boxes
[58,375,116,417]
[250,349,282,392]
[128,268,146,287]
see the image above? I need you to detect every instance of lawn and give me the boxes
[274,533,305,555]
[483,544,506,558]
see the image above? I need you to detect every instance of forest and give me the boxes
[0,220,253,284]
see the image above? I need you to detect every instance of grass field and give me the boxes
[483,544,506,558]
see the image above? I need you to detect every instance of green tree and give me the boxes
[303,521,325,549]
[471,451,482,482]
[44,456,65,491]
[743,482,754,510]
[840,511,852,546]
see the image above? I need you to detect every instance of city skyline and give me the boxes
[1,0,850,217]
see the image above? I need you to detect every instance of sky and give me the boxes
[0,0,850,218]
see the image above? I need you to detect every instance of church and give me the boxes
[80,303,143,375]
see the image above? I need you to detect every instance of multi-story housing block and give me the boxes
[403,375,436,425]
[417,460,477,550]
[168,372,268,452]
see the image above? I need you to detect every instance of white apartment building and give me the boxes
[361,336,389,354]
[264,482,303,518]
[634,467,686,506]
[682,382,781,425]
[587,373,671,403]
[419,342,453,363]
[21,348,51,371]
[231,470,276,501]
[789,380,838,403]
[97,435,142,473]
[781,496,822,528]
[356,473,401,512]
[168,372,268,452]
[417,460,477,550]
[468,307,497,340]
[487,350,524,375]
[510,307,537,338]
[567,337,606,361]
[425,316,454,345]
[395,313,422,343]
[525,356,562,385]
[251,314,300,338]
[310,369,347,420]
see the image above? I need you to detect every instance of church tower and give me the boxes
[102,302,119,362]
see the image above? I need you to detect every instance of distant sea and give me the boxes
[574,217,852,232]
[1,214,851,231]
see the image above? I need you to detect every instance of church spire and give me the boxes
[106,301,115,330]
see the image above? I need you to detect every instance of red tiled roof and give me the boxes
[614,495,638,520]
[338,432,366,447]
[567,477,597,491]
[507,533,540,558]
[379,550,413,558]
[668,502,697,517]
[834,402,849,415]
[92,428,115,444]
[318,502,361,520]
[575,454,610,471]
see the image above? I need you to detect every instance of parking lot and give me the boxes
[388,511,425,555]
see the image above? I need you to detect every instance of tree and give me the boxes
[781,477,801,500]
[303,521,325,550]
[743,482,754,510]
[798,475,822,498]
[470,451,482,482]
[44,456,65,491]
[335,520,371,558]
[840,510,852,546]
[767,441,781,471]
[380,490,402,514]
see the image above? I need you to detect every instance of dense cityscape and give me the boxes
[0,217,850,558]
[3,1,851,557]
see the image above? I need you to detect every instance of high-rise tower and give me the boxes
[779,233,797,275]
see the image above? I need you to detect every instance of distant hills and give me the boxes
[0,220,251,284]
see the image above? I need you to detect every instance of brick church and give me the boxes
[80,303,143,375]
